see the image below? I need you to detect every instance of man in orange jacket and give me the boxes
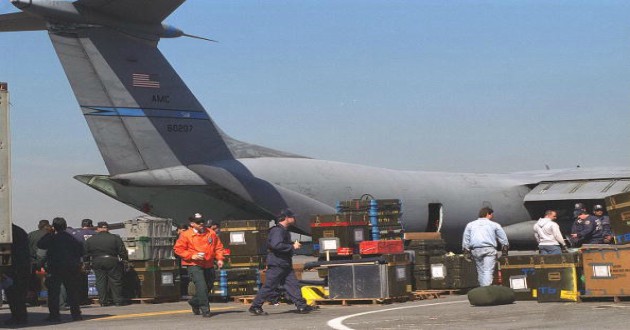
[174,213,224,318]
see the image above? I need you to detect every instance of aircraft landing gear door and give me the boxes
[427,203,443,232]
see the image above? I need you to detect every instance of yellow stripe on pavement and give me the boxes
[88,306,236,321]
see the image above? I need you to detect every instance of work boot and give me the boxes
[189,302,201,315]
[248,306,267,316]
[296,305,317,314]
[44,315,61,322]
[201,311,212,318]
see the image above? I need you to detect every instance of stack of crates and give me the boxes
[406,238,446,290]
[123,216,175,261]
[121,216,179,301]
[337,198,403,241]
[310,213,370,257]
[211,219,270,299]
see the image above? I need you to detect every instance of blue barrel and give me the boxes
[369,199,380,240]
[217,270,228,297]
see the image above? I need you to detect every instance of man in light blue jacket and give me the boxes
[462,207,509,286]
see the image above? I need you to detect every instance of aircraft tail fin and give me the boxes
[48,28,301,175]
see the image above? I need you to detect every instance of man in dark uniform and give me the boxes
[26,219,50,306]
[70,218,98,305]
[570,210,603,246]
[592,205,613,244]
[85,221,128,307]
[249,209,316,315]
[37,217,84,322]
[4,224,30,325]
[70,218,97,242]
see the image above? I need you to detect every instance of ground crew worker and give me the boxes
[592,205,613,243]
[174,213,225,318]
[37,217,84,322]
[462,207,509,287]
[26,219,50,306]
[85,221,128,307]
[249,209,316,315]
[570,210,602,245]
[70,218,98,305]
[70,218,97,242]
[4,224,30,325]
[533,210,568,255]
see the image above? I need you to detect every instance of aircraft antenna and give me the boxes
[183,33,217,43]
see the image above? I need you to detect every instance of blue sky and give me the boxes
[2,1,630,230]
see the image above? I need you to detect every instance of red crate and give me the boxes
[337,247,354,256]
[359,240,404,255]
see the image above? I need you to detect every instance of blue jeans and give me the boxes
[471,247,497,287]
[539,245,561,255]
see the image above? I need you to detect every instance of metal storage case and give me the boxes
[124,216,173,238]
[211,268,260,298]
[126,260,180,300]
[581,244,630,297]
[498,255,537,301]
[219,219,270,256]
[430,255,478,290]
[124,236,176,260]
[533,253,582,303]
[328,263,411,299]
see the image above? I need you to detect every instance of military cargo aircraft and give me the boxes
[2,0,629,249]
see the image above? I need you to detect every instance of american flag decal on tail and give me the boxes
[132,73,160,88]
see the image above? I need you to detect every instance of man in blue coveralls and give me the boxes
[249,209,317,316]
[462,207,509,287]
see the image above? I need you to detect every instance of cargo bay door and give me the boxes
[523,179,630,234]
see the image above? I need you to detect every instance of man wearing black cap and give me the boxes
[85,221,129,307]
[249,209,316,315]
[174,213,225,318]
[570,210,601,246]
[37,217,84,322]
[70,219,97,243]
[70,219,98,305]
[592,205,613,244]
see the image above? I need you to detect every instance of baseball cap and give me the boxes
[279,208,295,219]
[593,205,605,211]
[574,203,585,210]
[189,213,205,224]
[81,218,93,227]
[97,221,109,229]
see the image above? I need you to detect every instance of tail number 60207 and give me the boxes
[167,124,193,133]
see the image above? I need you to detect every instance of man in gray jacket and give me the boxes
[533,210,568,255]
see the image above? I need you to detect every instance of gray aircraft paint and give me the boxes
[2,0,629,249]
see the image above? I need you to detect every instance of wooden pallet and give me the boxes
[314,296,409,306]
[411,289,461,299]
[578,295,630,303]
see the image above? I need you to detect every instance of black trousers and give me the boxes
[47,268,81,317]
[92,257,124,305]
[6,273,28,322]
[252,266,306,309]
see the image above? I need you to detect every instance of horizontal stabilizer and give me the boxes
[76,0,186,24]
[0,12,46,32]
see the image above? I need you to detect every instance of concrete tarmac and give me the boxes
[1,294,628,329]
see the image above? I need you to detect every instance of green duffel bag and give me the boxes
[467,285,515,306]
